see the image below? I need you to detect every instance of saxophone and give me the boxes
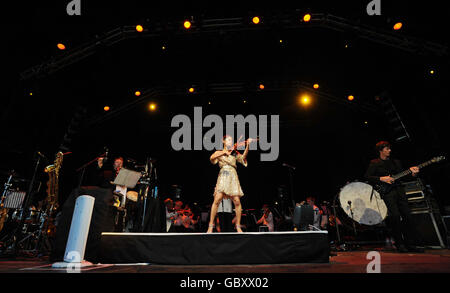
[43,151,64,236]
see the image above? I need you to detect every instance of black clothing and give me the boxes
[365,157,422,247]
[83,162,116,188]
[364,158,403,185]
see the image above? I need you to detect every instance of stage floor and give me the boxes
[1,249,449,273]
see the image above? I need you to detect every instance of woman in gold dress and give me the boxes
[207,135,255,233]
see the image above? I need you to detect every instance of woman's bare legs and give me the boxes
[232,196,243,233]
[207,192,224,233]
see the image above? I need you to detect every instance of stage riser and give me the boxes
[99,232,330,265]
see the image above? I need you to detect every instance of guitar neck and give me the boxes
[392,160,434,180]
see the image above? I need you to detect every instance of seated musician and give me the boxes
[256,204,274,232]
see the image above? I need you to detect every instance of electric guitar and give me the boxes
[374,155,445,195]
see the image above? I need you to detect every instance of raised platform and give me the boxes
[98,231,330,265]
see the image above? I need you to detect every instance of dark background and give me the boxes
[1,1,449,213]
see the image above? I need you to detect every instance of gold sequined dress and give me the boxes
[211,153,247,197]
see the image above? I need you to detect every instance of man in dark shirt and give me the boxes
[365,141,424,253]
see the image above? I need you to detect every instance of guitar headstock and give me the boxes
[431,156,446,163]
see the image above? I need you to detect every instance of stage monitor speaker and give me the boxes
[293,205,314,231]
[410,210,447,248]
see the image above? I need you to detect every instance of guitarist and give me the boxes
[365,141,424,253]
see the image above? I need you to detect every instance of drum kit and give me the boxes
[0,170,51,255]
[321,180,389,248]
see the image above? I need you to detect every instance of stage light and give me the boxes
[313,84,319,89]
[393,22,402,30]
[348,95,355,101]
[430,70,435,75]
[189,87,195,93]
[184,20,192,29]
[135,91,141,96]
[279,39,283,43]
[29,92,33,96]
[149,103,157,111]
[243,99,247,104]
[364,121,368,125]
[104,106,110,111]
[252,16,260,24]
[162,45,166,50]
[303,14,311,22]
[136,25,143,32]
[259,84,265,90]
[208,101,211,105]
[299,94,311,106]
[57,43,66,50]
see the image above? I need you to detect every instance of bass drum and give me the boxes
[335,181,388,229]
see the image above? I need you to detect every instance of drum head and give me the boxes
[126,191,138,202]
[339,182,387,226]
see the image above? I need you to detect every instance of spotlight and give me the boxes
[29,92,33,96]
[279,39,283,43]
[259,84,265,90]
[104,106,110,111]
[313,84,319,89]
[136,25,144,32]
[184,20,192,29]
[303,14,311,22]
[162,45,166,50]
[149,103,157,111]
[135,91,141,96]
[348,95,355,101]
[299,94,311,106]
[189,87,195,93]
[430,70,435,75]
[57,43,66,50]
[393,22,402,30]
[252,16,260,24]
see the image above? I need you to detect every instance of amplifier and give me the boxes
[410,210,447,248]
[402,179,425,200]
[443,216,450,248]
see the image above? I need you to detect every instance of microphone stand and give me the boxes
[75,152,106,188]
[285,165,296,218]
[348,201,357,237]
[9,152,43,255]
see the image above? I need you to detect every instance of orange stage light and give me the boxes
[252,17,260,24]
[348,95,355,101]
[393,22,403,30]
[189,87,195,93]
[104,106,110,111]
[184,21,192,29]
[57,43,66,50]
[259,84,265,90]
[135,91,141,96]
[313,84,319,89]
[136,25,143,32]
[303,14,311,22]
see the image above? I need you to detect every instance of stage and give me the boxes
[98,231,330,265]
[1,249,449,273]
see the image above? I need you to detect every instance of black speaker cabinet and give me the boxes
[410,210,447,248]
[293,205,314,230]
